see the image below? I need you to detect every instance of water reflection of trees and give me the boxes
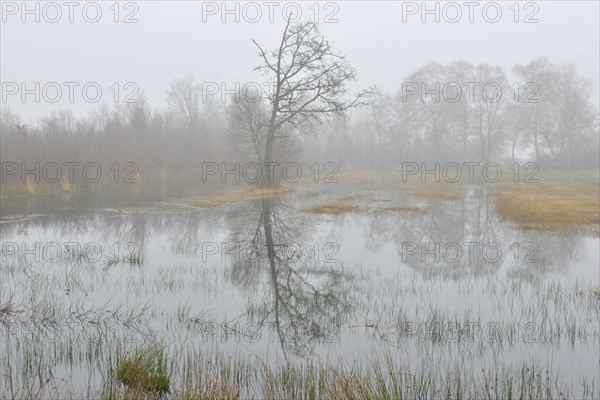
[362,184,586,276]
[226,197,358,360]
[0,185,590,356]
[2,185,588,279]
[0,207,226,264]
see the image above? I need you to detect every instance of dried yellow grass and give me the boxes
[300,204,360,214]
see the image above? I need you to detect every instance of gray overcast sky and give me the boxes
[1,1,599,121]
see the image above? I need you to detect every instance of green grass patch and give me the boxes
[115,342,171,394]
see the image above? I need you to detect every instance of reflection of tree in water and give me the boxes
[507,228,585,280]
[227,197,358,359]
[364,184,586,277]
[163,210,225,256]
[0,207,225,265]
[226,196,303,288]
[1,186,587,281]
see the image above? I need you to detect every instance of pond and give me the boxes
[1,177,598,398]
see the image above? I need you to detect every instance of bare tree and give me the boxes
[514,58,598,167]
[227,94,266,163]
[447,60,475,152]
[403,62,455,158]
[472,64,508,162]
[513,58,555,163]
[252,19,369,185]
[505,101,529,161]
[369,87,397,168]
[165,74,203,132]
[550,64,597,167]
[226,88,301,170]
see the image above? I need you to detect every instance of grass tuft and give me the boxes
[115,342,171,393]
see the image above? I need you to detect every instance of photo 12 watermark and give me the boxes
[400,1,540,24]
[200,1,340,23]
[201,81,275,104]
[1,81,140,104]
[1,161,141,185]
[400,81,539,104]
[201,161,339,184]
[399,162,539,183]
[1,1,140,23]
[1,240,144,265]
[198,241,340,264]
[401,241,540,265]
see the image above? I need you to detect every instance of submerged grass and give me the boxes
[3,269,599,399]
[2,170,600,399]
[97,350,586,399]
[0,300,19,316]
[261,359,576,400]
[123,250,144,266]
[105,354,581,400]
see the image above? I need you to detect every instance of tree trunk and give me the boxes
[263,125,276,187]
[533,123,540,162]
[512,139,516,161]
[263,78,281,187]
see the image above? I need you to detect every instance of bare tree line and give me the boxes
[321,57,598,169]
[1,56,598,184]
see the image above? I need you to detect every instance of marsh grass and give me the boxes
[300,204,360,214]
[24,177,37,195]
[107,352,581,399]
[495,183,600,230]
[398,183,463,201]
[123,250,144,266]
[3,273,599,399]
[259,357,574,400]
[180,186,295,208]
[0,299,19,316]
[378,206,428,213]
[104,253,120,267]
[1,176,111,198]
[114,342,171,394]
[579,286,600,300]
[358,169,600,232]
[103,250,145,267]
[66,245,94,264]
[493,170,600,231]
[337,194,372,201]
[2,170,599,400]
[334,169,383,182]
[60,177,74,193]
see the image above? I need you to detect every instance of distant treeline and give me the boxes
[1,57,598,183]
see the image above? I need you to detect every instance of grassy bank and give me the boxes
[4,349,591,400]
[493,170,600,234]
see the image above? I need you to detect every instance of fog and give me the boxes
[2,1,599,118]
[1,2,599,398]
[2,2,599,172]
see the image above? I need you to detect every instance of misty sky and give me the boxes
[1,0,599,121]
